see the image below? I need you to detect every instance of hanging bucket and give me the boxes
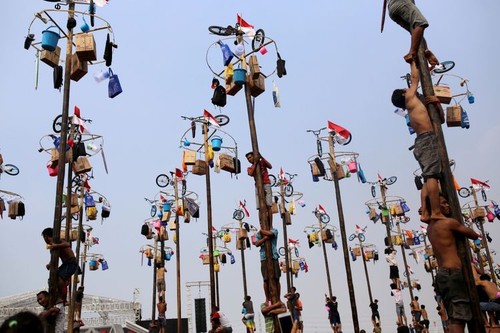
[163,202,171,212]
[211,136,223,151]
[233,68,247,85]
[347,160,357,173]
[89,258,98,271]
[80,17,90,32]
[41,26,60,51]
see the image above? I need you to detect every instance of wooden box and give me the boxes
[473,207,486,219]
[72,156,92,174]
[41,46,61,68]
[352,247,362,257]
[249,55,261,79]
[70,53,88,82]
[248,73,265,97]
[335,163,345,180]
[75,33,97,61]
[226,79,243,96]
[219,153,235,172]
[446,106,462,127]
[434,85,452,104]
[183,150,196,165]
[192,159,206,175]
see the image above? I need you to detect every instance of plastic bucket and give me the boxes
[41,26,60,51]
[80,17,90,32]
[211,136,223,151]
[233,68,247,85]
[347,160,357,173]
[163,203,171,212]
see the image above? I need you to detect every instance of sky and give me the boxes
[1,1,500,332]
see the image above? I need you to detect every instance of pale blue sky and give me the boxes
[1,1,500,332]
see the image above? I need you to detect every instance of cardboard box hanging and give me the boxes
[446,105,462,127]
[434,85,452,104]
[75,33,97,61]
[70,53,88,82]
[40,46,61,68]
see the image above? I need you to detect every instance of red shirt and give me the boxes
[247,160,271,184]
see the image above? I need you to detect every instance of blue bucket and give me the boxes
[41,26,60,51]
[233,68,246,85]
[211,136,223,151]
[163,203,171,212]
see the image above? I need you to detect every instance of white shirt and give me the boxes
[219,311,231,328]
[385,249,397,266]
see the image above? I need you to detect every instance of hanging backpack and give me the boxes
[211,79,227,107]
[314,157,326,177]
[16,202,25,219]
[141,224,149,236]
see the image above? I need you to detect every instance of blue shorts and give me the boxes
[59,257,78,280]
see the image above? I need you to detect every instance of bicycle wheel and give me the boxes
[3,164,19,176]
[458,187,470,198]
[208,25,234,36]
[150,205,157,218]
[348,234,356,241]
[284,184,293,197]
[481,189,487,202]
[251,29,265,51]
[181,180,187,196]
[358,234,366,242]
[156,174,170,188]
[268,174,277,187]
[278,247,286,257]
[294,247,299,258]
[386,176,397,185]
[214,114,230,126]
[72,175,82,188]
[320,213,330,224]
[52,115,71,133]
[233,209,245,221]
[317,140,323,157]
[433,61,455,74]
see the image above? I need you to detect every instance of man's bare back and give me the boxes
[157,301,167,314]
[427,217,478,269]
[406,61,433,136]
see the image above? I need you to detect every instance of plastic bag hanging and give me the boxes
[272,81,281,108]
[217,41,233,66]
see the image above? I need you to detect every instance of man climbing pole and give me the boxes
[382,0,440,66]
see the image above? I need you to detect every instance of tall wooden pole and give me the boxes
[416,46,485,332]
[396,221,414,300]
[203,122,217,315]
[280,183,291,293]
[359,240,373,304]
[327,136,360,333]
[318,214,333,298]
[174,175,182,333]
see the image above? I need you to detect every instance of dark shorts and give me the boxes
[435,268,472,322]
[260,259,281,281]
[413,132,441,179]
[388,0,429,33]
[158,315,165,326]
[390,265,400,279]
[420,319,430,328]
[59,257,78,280]
[329,313,341,325]
[371,311,380,321]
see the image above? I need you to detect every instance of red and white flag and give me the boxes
[355,224,365,234]
[72,106,90,134]
[327,120,351,140]
[175,168,184,181]
[289,238,300,245]
[279,167,285,180]
[160,194,167,202]
[318,204,327,215]
[471,178,490,190]
[420,225,427,235]
[377,172,384,182]
[407,265,414,275]
[240,200,250,217]
[203,109,220,128]
[237,14,255,37]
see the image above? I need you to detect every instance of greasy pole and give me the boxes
[280,182,291,292]
[239,223,249,298]
[359,240,373,304]
[327,135,360,333]
[380,185,392,248]
[397,221,414,301]
[48,4,75,324]
[174,175,182,333]
[243,75,279,332]
[318,213,333,298]
[203,121,217,314]
[151,238,158,327]
[416,47,484,332]
[470,189,497,284]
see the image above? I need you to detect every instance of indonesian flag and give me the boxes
[355,224,364,234]
[237,14,255,37]
[203,109,220,128]
[471,178,490,190]
[327,120,351,140]
[377,172,384,182]
[72,106,90,134]
[318,204,327,215]
[175,168,184,181]
[279,167,285,180]
[160,194,167,202]
[240,200,250,217]
[289,238,300,245]
[83,177,91,191]
[407,265,414,275]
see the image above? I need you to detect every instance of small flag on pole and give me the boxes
[236,14,255,37]
[318,204,327,215]
[203,109,220,128]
